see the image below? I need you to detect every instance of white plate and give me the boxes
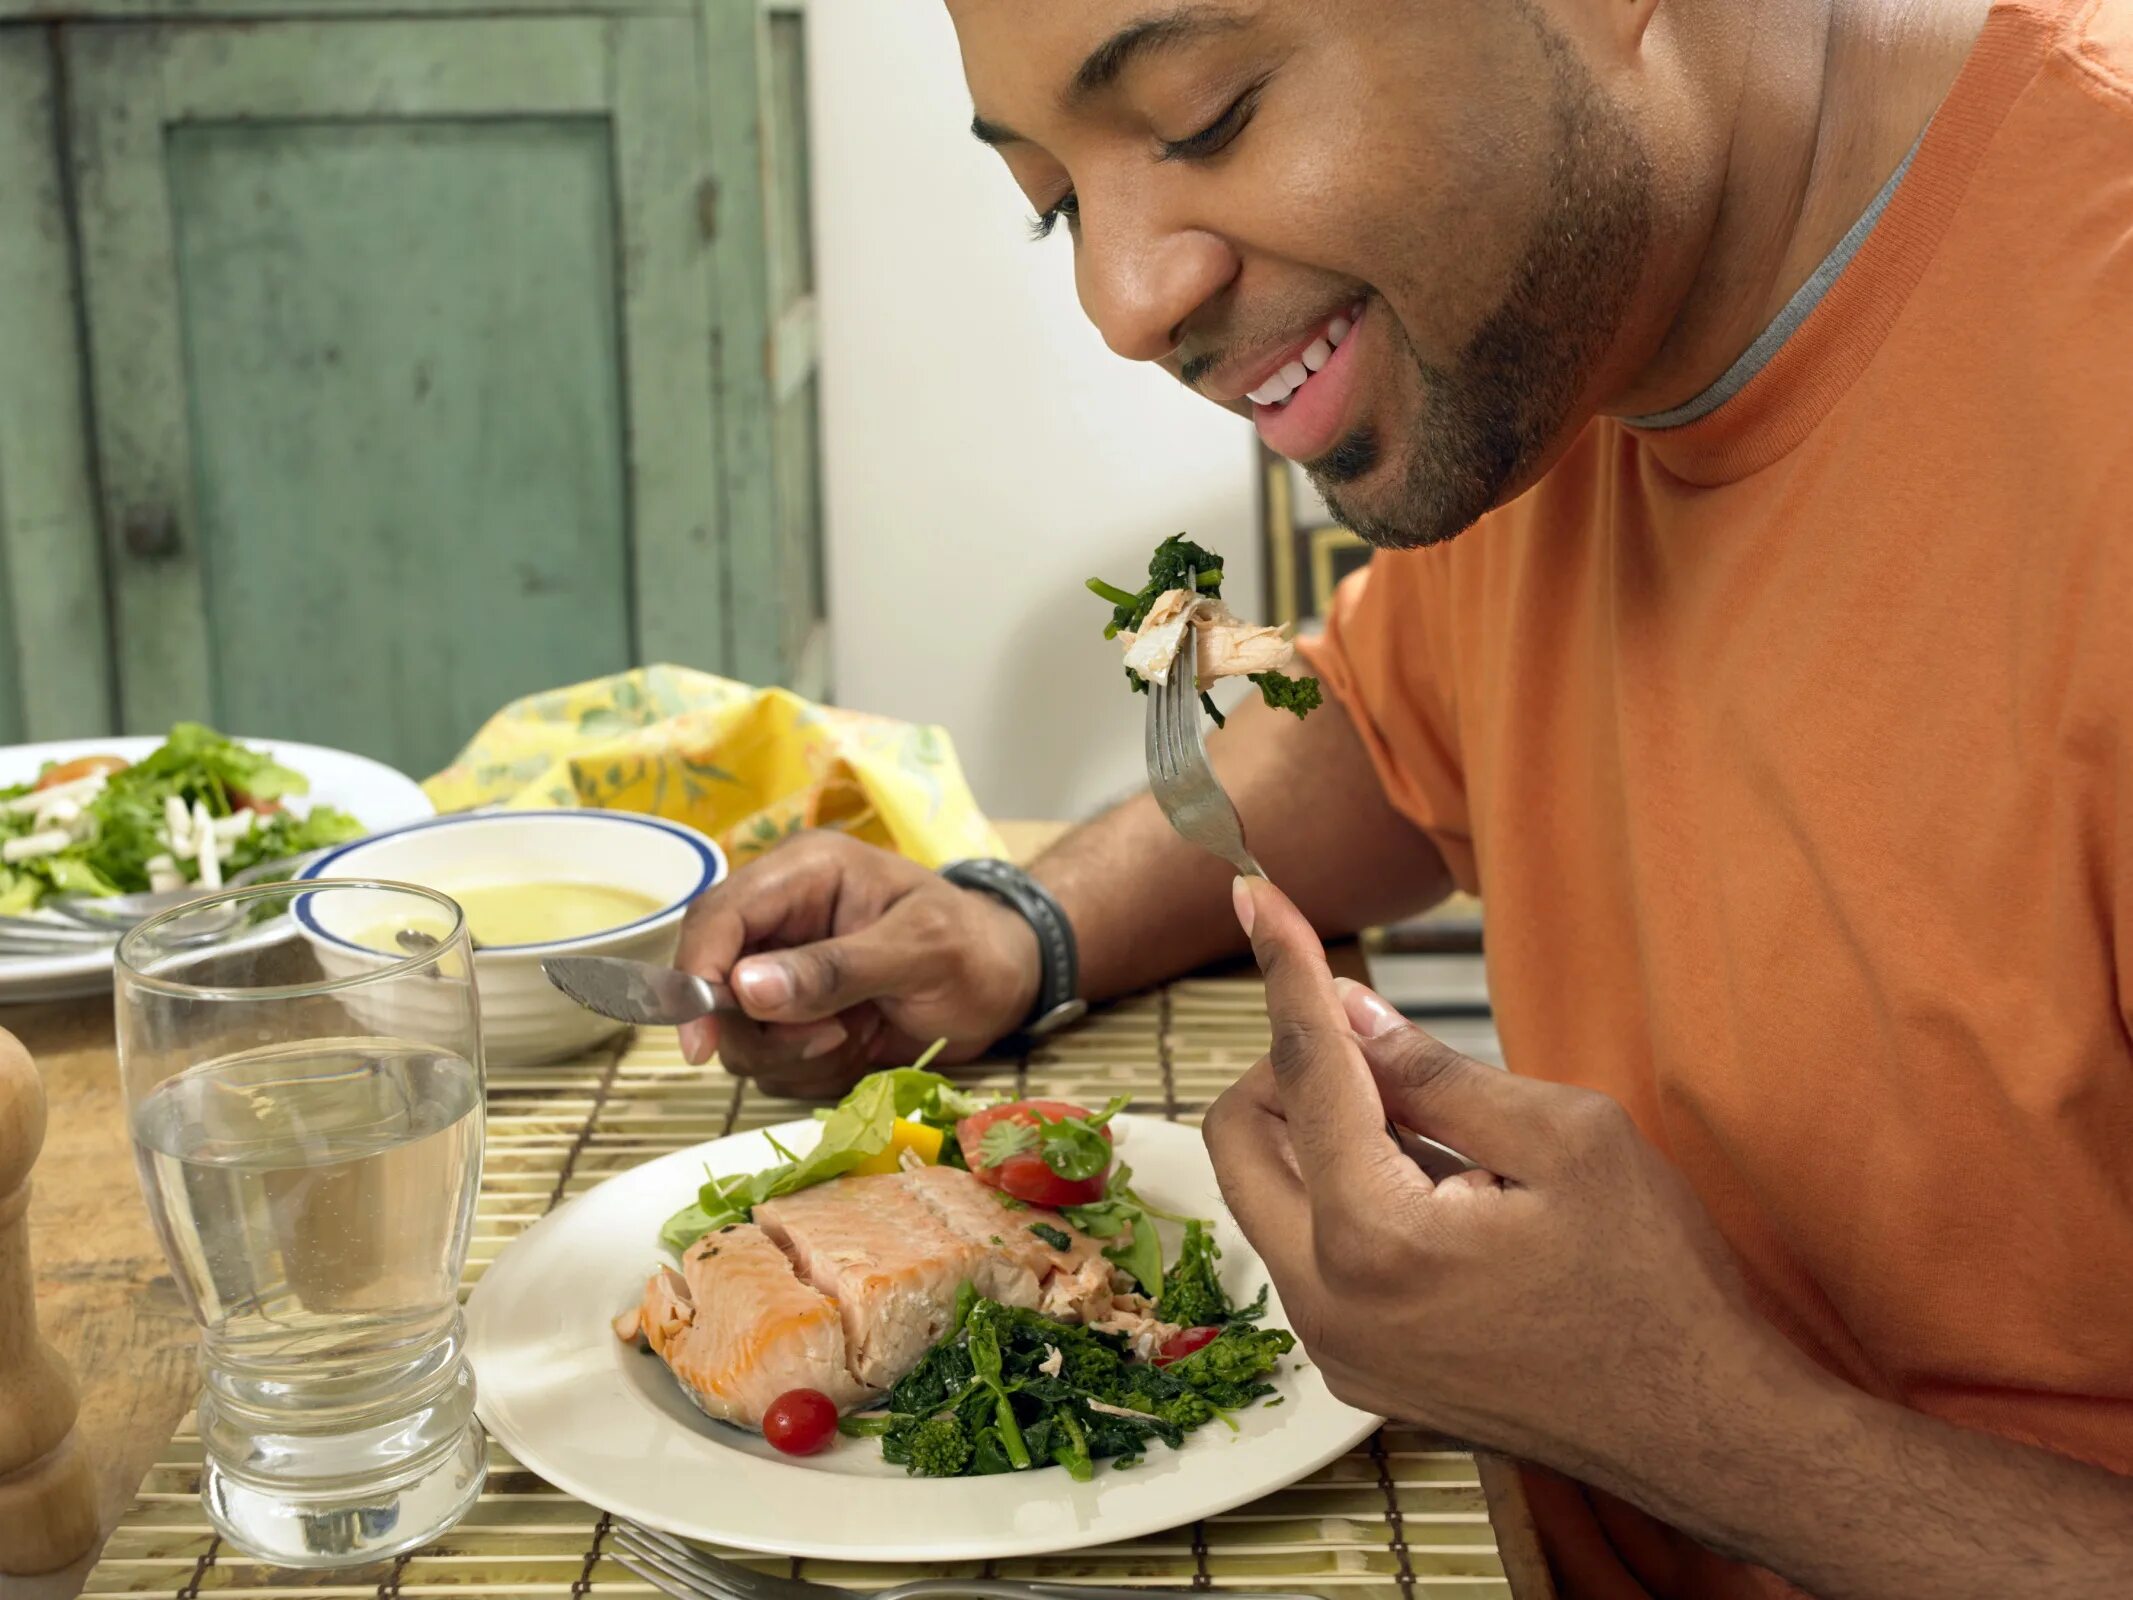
[466,1117,1377,1562]
[0,734,433,1004]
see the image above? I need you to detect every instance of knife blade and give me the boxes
[540,954,740,1026]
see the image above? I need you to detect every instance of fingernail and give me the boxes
[679,1019,711,1066]
[1232,876,1256,937]
[1337,978,1406,1038]
[734,959,793,1009]
[801,1022,849,1060]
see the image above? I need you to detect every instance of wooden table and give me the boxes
[3,822,1550,1599]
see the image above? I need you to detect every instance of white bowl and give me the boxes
[298,811,725,1066]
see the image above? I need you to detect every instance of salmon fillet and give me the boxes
[898,1165,1110,1309]
[621,1223,872,1426]
[754,1173,988,1387]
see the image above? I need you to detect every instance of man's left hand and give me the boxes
[1206,875,1815,1483]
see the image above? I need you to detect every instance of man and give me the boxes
[676,0,2133,1593]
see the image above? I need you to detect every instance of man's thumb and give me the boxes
[731,912,927,1023]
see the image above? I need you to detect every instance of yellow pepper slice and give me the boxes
[849,1118,946,1177]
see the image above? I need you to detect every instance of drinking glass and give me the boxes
[115,880,487,1567]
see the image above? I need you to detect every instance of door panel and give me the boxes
[67,17,723,777]
[169,118,632,771]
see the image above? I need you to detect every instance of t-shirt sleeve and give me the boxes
[1293,551,1478,893]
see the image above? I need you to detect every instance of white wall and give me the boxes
[806,1,1260,822]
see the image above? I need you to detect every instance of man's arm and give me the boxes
[1628,1365,2133,1600]
[1032,688,1454,1002]
[1208,877,2132,1600]
[673,682,1450,1088]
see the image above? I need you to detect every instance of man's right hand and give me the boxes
[672,832,1043,1099]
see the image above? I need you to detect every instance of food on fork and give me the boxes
[1087,535,1322,727]
[618,1060,1297,1477]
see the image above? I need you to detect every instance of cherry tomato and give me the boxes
[1154,1326,1222,1367]
[36,754,127,791]
[957,1099,1113,1209]
[226,786,283,816]
[761,1388,839,1456]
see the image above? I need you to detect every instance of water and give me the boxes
[132,1040,487,1566]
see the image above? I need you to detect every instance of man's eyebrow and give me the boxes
[1069,6,1243,103]
[968,7,1242,149]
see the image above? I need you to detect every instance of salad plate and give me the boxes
[466,1113,1378,1562]
[0,732,432,1003]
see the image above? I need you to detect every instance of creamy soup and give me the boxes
[366,881,664,951]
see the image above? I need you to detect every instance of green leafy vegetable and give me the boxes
[1026,1222,1073,1251]
[1158,1220,1228,1327]
[658,1043,978,1253]
[1247,669,1324,720]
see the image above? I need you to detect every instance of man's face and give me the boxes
[949,0,1657,549]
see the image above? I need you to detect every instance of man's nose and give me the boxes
[1076,206,1237,368]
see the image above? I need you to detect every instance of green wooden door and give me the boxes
[65,15,726,777]
[705,0,828,700]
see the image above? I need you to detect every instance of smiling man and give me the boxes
[675,0,2133,1593]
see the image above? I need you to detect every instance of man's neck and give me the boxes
[1612,0,1995,419]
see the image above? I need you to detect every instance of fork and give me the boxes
[1145,568,1267,880]
[608,1520,1321,1600]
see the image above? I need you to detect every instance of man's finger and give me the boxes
[729,896,940,1024]
[1235,876,1417,1200]
[1336,977,1557,1180]
[1202,1059,1316,1288]
[673,844,847,1064]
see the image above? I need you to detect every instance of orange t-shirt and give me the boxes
[1301,2,2133,1595]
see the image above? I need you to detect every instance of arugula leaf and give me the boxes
[0,869,39,916]
[1027,1222,1073,1251]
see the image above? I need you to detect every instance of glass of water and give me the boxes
[116,879,486,1567]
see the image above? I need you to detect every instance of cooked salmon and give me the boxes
[619,1223,871,1426]
[898,1165,1109,1308]
[1119,588,1298,688]
[753,1173,988,1387]
[620,1167,1121,1431]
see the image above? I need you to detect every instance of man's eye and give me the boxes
[1029,192,1080,241]
[1157,85,1263,162]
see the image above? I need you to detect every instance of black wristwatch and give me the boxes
[940,858,1087,1045]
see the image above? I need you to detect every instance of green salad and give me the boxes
[0,723,363,916]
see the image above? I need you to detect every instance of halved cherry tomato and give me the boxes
[761,1388,839,1456]
[227,786,283,816]
[36,754,127,791]
[956,1099,1113,1209]
[1154,1326,1222,1367]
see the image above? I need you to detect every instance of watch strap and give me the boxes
[940,858,1086,1043]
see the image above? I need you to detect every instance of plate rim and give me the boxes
[466,1114,1381,1562]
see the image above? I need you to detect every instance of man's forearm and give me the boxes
[1030,690,1452,1001]
[1612,1351,2133,1600]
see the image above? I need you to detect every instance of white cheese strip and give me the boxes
[165,796,194,855]
[34,798,81,831]
[4,773,107,813]
[149,863,187,894]
[212,808,256,842]
[192,802,222,889]
[2,829,72,864]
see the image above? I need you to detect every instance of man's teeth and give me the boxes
[1247,308,1358,407]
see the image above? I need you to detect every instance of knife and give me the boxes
[541,954,741,1025]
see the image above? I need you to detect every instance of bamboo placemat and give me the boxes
[76,975,1550,1599]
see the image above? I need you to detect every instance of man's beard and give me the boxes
[1312,24,1655,551]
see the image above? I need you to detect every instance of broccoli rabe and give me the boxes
[894,1414,973,1477]
[1157,1220,1230,1327]
[1247,669,1324,719]
[855,1291,1293,1480]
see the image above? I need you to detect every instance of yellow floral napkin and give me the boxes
[422,666,1006,869]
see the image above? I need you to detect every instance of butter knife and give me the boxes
[541,954,741,1025]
